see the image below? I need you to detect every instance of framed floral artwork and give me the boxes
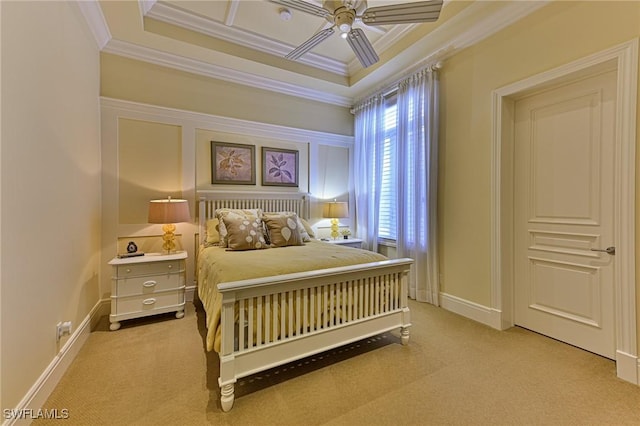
[211,141,256,185]
[262,147,299,187]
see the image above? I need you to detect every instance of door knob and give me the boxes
[590,246,615,255]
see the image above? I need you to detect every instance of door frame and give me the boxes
[490,39,638,384]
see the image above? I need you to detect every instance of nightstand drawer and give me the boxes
[113,289,184,315]
[115,274,183,297]
[115,260,182,278]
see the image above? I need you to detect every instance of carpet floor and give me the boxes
[34,300,640,425]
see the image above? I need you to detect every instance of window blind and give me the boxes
[378,97,397,240]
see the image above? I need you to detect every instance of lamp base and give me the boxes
[330,218,339,240]
[162,223,177,254]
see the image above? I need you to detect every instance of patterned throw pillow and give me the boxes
[299,217,315,239]
[265,211,312,242]
[263,212,305,247]
[221,215,267,251]
[216,208,263,248]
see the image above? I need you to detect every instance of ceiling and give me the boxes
[92,0,549,107]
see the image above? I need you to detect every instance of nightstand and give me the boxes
[326,238,364,249]
[108,252,187,331]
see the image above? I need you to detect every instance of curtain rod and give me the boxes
[351,47,450,113]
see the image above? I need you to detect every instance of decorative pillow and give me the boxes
[265,211,311,242]
[216,208,263,248]
[263,212,305,247]
[221,215,267,251]
[299,217,316,239]
[204,218,220,246]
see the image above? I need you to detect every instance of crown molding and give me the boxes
[102,39,353,107]
[145,1,349,76]
[76,0,111,50]
[139,0,156,17]
[445,0,550,53]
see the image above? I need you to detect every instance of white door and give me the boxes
[514,68,616,359]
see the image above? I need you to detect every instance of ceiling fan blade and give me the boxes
[286,27,335,60]
[346,28,379,68]
[268,0,330,19]
[361,0,443,25]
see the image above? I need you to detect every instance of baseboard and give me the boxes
[2,299,109,426]
[185,285,196,302]
[616,350,639,385]
[439,292,502,330]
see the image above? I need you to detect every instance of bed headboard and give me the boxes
[197,190,310,245]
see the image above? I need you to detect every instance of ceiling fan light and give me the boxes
[340,31,348,39]
[334,7,355,35]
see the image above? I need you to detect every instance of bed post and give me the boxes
[199,196,206,246]
[400,269,411,345]
[218,293,237,412]
[219,377,235,412]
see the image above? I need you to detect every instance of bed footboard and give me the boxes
[216,257,413,412]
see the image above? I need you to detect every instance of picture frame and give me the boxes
[211,141,256,185]
[262,147,299,187]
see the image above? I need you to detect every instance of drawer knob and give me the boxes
[126,268,131,273]
[167,264,173,269]
[143,280,157,288]
[143,298,156,306]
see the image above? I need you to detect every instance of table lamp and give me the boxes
[148,197,191,254]
[322,200,349,240]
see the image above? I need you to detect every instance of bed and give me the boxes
[197,191,413,411]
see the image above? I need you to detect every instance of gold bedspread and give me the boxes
[197,240,387,352]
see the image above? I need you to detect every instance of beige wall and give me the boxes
[438,2,640,313]
[118,119,184,224]
[1,1,101,411]
[101,53,354,136]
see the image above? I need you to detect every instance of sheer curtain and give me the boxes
[353,95,385,253]
[396,67,440,305]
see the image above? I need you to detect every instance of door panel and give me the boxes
[514,69,616,359]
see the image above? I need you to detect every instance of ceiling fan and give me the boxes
[269,0,444,68]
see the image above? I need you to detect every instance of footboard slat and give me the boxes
[238,300,245,351]
[302,288,308,334]
[248,298,254,349]
[315,286,324,330]
[257,296,263,348]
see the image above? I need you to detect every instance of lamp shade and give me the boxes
[322,201,349,219]
[148,198,191,224]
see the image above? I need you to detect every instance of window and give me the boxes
[378,95,397,241]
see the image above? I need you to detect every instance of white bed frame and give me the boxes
[198,191,413,412]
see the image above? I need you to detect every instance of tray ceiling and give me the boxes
[92,0,548,106]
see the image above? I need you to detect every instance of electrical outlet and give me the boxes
[56,321,72,341]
